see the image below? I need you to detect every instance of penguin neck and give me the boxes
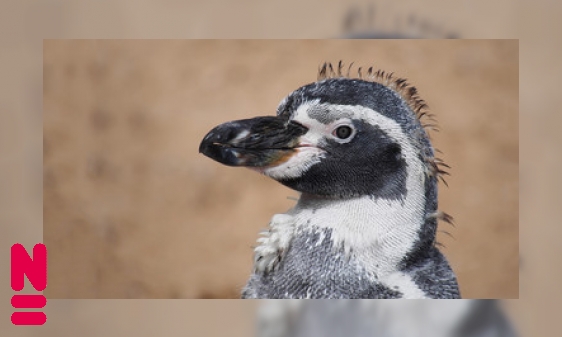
[289,177,429,276]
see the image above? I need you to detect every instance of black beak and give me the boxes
[199,116,308,167]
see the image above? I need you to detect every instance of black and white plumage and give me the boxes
[257,300,517,337]
[199,62,459,299]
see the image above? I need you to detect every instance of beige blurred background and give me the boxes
[43,39,518,300]
[3,0,560,336]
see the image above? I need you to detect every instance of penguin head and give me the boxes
[199,63,446,201]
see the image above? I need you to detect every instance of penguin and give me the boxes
[256,300,517,337]
[199,62,459,298]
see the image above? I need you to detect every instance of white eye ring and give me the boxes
[331,123,356,143]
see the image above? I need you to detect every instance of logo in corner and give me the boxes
[11,243,47,325]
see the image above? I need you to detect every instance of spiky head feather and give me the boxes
[317,61,450,184]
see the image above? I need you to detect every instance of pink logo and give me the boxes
[11,243,47,325]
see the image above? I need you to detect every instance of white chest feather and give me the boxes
[289,190,426,297]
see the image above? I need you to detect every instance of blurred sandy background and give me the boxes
[2,0,559,336]
[42,39,518,300]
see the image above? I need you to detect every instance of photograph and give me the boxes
[43,39,518,299]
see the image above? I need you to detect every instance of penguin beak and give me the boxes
[199,116,309,167]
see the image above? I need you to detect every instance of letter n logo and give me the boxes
[11,243,47,325]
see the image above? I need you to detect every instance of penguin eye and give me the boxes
[334,125,353,140]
